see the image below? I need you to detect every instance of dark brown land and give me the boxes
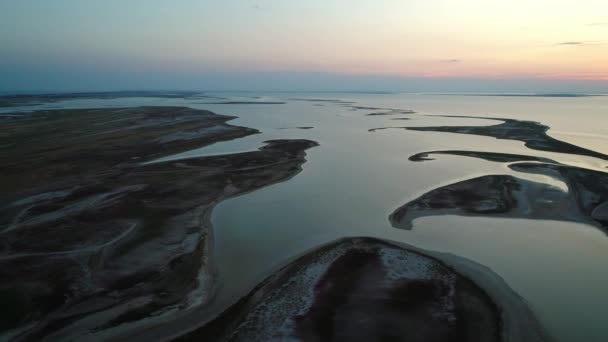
[408,150,555,163]
[366,109,416,116]
[0,106,318,340]
[179,237,547,342]
[0,91,208,107]
[391,150,608,233]
[403,116,608,161]
[204,101,286,105]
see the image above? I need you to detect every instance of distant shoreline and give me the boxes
[426,93,607,97]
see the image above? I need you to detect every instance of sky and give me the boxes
[1,0,607,93]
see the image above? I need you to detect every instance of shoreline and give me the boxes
[177,237,549,342]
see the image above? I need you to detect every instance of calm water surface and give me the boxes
[5,93,608,341]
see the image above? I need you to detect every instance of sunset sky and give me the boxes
[1,0,607,92]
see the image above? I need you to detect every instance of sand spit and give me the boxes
[278,126,314,130]
[203,101,286,105]
[408,150,556,163]
[178,237,549,342]
[392,150,608,232]
[287,98,357,105]
[366,109,416,116]
[404,116,608,161]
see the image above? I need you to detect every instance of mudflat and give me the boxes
[179,237,548,342]
[0,106,317,340]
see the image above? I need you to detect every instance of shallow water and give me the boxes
[5,93,608,341]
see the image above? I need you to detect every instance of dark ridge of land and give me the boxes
[391,175,534,229]
[309,91,394,95]
[283,91,393,95]
[368,126,407,132]
[287,98,357,104]
[350,106,385,110]
[348,105,416,114]
[390,162,608,233]
[278,126,314,130]
[432,93,604,98]
[189,95,229,101]
[487,93,603,98]
[0,91,206,107]
[366,109,416,116]
[177,237,547,342]
[408,150,556,163]
[390,115,608,161]
[203,101,286,105]
[0,106,318,340]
